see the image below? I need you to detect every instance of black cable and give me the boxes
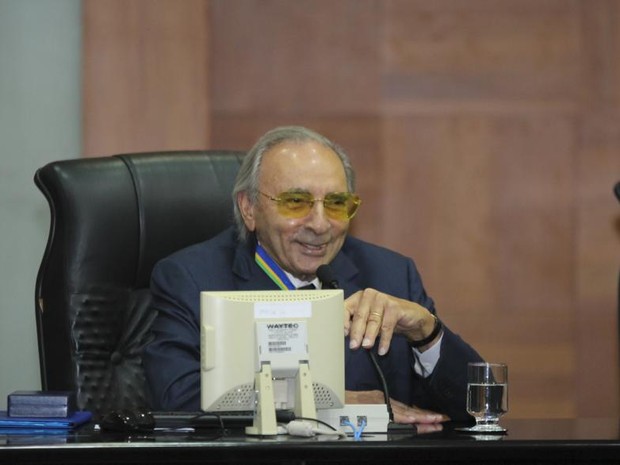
[367,349,395,423]
[189,411,226,435]
[294,416,340,432]
[193,412,225,427]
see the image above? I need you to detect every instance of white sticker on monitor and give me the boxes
[254,301,312,319]
[256,321,309,358]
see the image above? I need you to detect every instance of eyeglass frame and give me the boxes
[258,190,362,220]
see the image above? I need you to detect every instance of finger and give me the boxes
[390,399,449,424]
[360,291,387,350]
[393,410,447,424]
[348,289,379,349]
[415,423,444,435]
[407,411,449,424]
[343,292,362,336]
[345,390,385,405]
[376,297,398,355]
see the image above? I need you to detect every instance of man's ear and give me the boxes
[237,191,256,232]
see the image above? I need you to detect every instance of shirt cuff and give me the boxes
[412,332,443,378]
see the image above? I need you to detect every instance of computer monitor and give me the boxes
[199,289,345,433]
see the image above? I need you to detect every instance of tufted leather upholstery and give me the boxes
[34,151,244,418]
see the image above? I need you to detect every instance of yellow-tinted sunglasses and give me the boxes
[259,191,361,220]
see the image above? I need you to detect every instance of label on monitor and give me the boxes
[254,301,312,319]
[256,320,308,360]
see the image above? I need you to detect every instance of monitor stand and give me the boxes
[245,361,316,436]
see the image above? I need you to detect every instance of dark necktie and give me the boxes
[297,283,316,290]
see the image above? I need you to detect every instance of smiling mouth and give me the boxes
[299,242,327,254]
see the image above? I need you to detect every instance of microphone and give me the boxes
[316,264,339,289]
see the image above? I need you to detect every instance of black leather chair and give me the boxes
[34,150,244,418]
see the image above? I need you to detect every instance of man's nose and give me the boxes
[305,200,331,232]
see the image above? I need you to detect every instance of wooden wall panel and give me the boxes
[382,115,578,417]
[82,0,620,419]
[209,0,380,116]
[376,0,617,418]
[82,0,210,157]
[575,111,620,416]
[382,0,582,113]
[574,1,620,417]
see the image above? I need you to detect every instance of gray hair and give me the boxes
[232,125,356,242]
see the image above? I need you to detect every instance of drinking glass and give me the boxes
[466,362,508,433]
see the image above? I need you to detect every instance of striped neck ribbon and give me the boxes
[254,243,296,290]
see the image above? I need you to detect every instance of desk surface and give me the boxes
[1,417,620,464]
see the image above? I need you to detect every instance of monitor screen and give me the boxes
[200,289,345,414]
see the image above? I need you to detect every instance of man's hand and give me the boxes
[345,390,449,427]
[344,288,439,355]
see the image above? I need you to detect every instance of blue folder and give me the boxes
[0,410,92,429]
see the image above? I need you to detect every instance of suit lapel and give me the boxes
[329,247,360,296]
[330,243,362,373]
[231,238,280,290]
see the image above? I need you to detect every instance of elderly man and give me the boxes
[144,126,483,425]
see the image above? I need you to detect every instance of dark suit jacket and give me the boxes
[144,227,483,421]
